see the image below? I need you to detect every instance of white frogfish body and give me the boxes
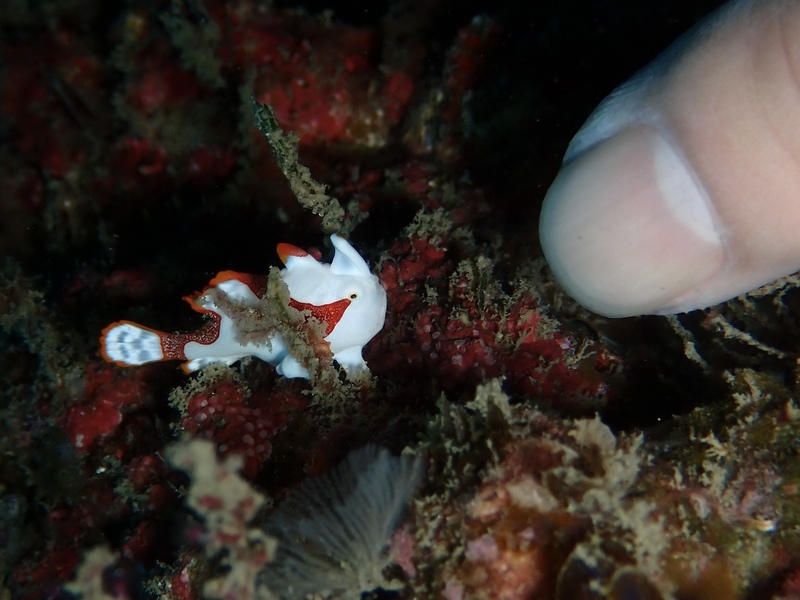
[100,234,386,379]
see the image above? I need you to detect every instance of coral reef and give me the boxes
[165,438,275,600]
[410,378,800,599]
[3,0,800,599]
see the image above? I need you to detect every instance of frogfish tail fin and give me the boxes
[100,320,177,367]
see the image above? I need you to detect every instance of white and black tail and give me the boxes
[100,321,169,367]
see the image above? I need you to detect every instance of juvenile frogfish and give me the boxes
[100,234,387,379]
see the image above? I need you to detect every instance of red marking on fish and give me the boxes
[208,270,268,298]
[277,243,308,265]
[288,297,352,336]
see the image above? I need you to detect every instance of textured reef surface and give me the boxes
[4,0,800,599]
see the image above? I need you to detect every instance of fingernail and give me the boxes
[540,124,727,317]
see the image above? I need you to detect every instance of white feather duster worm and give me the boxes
[258,446,423,599]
